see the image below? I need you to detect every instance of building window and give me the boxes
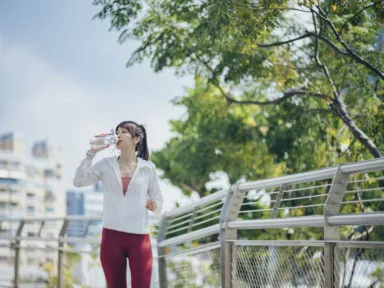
[45,191,55,201]
[0,160,6,169]
[0,178,19,184]
[26,166,39,177]
[0,256,9,262]
[44,169,54,178]
[27,206,35,213]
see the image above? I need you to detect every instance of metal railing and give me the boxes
[0,158,383,287]
[157,158,384,288]
[0,215,160,287]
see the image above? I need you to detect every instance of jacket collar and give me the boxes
[110,156,152,190]
[110,155,152,168]
[137,157,152,169]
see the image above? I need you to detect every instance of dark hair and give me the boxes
[115,121,149,160]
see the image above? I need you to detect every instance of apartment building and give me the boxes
[0,131,65,280]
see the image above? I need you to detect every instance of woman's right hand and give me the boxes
[90,133,110,154]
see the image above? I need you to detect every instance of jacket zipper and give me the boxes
[118,158,141,230]
[119,197,124,230]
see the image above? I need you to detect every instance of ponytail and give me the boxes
[138,125,149,161]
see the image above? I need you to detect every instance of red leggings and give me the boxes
[100,227,153,288]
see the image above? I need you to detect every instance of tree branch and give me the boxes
[257,32,349,56]
[338,0,384,34]
[311,10,320,64]
[311,12,339,100]
[256,34,311,47]
[331,97,382,158]
[315,5,384,80]
[308,31,351,55]
[196,44,381,158]
[221,89,328,106]
[227,2,313,14]
[312,13,382,158]
[194,54,328,106]
[257,6,384,80]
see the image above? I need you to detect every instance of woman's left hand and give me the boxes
[145,199,157,212]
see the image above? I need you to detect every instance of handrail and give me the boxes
[158,224,220,248]
[157,157,384,252]
[239,157,384,192]
[0,214,162,222]
[227,213,384,230]
[164,188,228,218]
[155,158,384,288]
[1,157,384,288]
[239,166,337,191]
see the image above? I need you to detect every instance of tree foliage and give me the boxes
[93,0,384,241]
[93,0,384,156]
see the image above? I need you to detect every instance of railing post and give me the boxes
[324,166,349,288]
[219,183,245,288]
[57,219,69,288]
[271,184,287,218]
[13,219,25,288]
[157,214,168,288]
[37,220,45,237]
[82,220,92,237]
[269,184,287,284]
[185,207,197,247]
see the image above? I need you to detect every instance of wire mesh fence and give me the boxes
[165,244,221,288]
[161,243,384,288]
[233,244,324,288]
[335,246,384,288]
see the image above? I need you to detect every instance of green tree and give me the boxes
[93,0,384,158]
[154,77,383,243]
[152,77,279,197]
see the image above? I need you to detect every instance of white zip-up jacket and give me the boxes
[73,155,163,234]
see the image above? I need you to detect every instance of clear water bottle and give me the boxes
[89,129,118,149]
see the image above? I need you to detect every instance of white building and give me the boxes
[0,131,65,283]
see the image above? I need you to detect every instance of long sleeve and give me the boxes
[148,164,163,214]
[73,156,104,188]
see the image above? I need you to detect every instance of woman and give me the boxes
[73,120,163,288]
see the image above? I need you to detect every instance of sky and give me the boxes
[0,0,200,211]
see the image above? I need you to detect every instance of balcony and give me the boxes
[0,169,25,180]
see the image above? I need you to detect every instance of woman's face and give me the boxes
[116,126,139,151]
